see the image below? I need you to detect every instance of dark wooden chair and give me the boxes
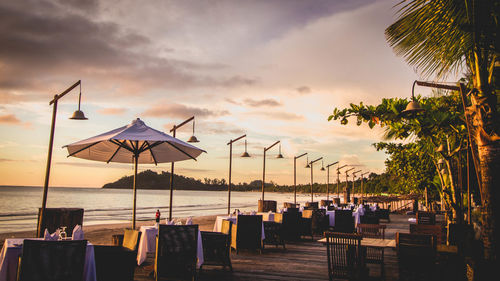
[416,211,436,225]
[17,239,87,281]
[94,229,141,281]
[302,209,329,240]
[37,208,84,238]
[356,224,386,279]
[334,210,355,233]
[200,231,232,272]
[409,224,444,244]
[325,232,367,281]
[360,214,380,225]
[230,215,262,254]
[155,225,199,281]
[356,223,386,239]
[274,211,301,241]
[263,221,285,249]
[375,208,390,222]
[396,232,437,281]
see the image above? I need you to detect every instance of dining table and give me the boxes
[325,208,363,227]
[0,238,97,281]
[136,225,204,268]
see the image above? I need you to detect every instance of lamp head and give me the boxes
[320,166,325,171]
[305,163,311,168]
[241,151,251,157]
[402,100,425,114]
[69,110,88,120]
[276,153,284,159]
[187,135,199,143]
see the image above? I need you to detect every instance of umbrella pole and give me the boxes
[133,154,138,229]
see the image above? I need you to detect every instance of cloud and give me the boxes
[97,107,127,115]
[200,121,245,135]
[246,111,304,121]
[244,98,281,107]
[0,114,21,125]
[296,86,311,94]
[143,103,229,119]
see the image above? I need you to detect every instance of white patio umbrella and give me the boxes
[64,118,206,228]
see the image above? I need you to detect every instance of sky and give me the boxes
[0,0,430,188]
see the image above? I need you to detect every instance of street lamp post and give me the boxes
[169,116,199,221]
[293,152,308,205]
[344,167,355,203]
[360,172,369,203]
[307,157,323,202]
[352,170,362,201]
[37,80,88,237]
[227,134,250,214]
[325,161,339,202]
[262,140,281,201]
[336,165,348,200]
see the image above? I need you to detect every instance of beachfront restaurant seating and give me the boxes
[416,211,436,225]
[155,225,199,281]
[396,232,437,281]
[409,223,445,245]
[263,221,285,249]
[325,232,368,281]
[303,209,329,237]
[200,230,232,271]
[356,224,386,279]
[37,207,84,238]
[333,209,355,233]
[94,229,141,281]
[17,239,87,281]
[356,223,386,239]
[274,211,301,241]
[231,215,262,254]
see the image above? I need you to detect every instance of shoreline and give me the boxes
[0,214,221,247]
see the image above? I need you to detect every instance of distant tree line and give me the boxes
[102,169,401,195]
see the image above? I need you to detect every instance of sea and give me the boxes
[0,186,317,234]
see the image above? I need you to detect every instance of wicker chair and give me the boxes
[396,232,437,281]
[274,211,301,241]
[94,229,142,281]
[325,232,368,281]
[17,239,87,281]
[334,210,355,233]
[263,221,285,249]
[302,209,329,240]
[200,231,232,271]
[416,211,436,225]
[155,225,199,281]
[230,215,262,254]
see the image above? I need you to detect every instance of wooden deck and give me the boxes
[133,214,414,281]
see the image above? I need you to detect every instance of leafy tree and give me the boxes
[385,0,499,262]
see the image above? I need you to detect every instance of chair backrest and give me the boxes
[221,219,232,235]
[37,208,84,238]
[360,214,380,225]
[356,223,386,239]
[156,225,198,280]
[409,224,444,244]
[18,239,87,281]
[396,232,436,275]
[234,215,262,250]
[122,229,141,252]
[334,210,355,233]
[275,211,301,241]
[325,232,363,280]
[416,211,436,225]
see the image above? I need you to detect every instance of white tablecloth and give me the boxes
[325,210,363,227]
[213,215,265,239]
[0,238,96,281]
[136,225,204,268]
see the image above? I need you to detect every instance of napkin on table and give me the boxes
[44,228,60,241]
[72,224,84,240]
[250,211,256,215]
[185,217,193,225]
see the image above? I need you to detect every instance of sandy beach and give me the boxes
[0,214,220,248]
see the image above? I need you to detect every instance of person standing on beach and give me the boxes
[156,209,161,223]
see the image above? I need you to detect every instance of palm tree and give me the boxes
[385,0,499,265]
